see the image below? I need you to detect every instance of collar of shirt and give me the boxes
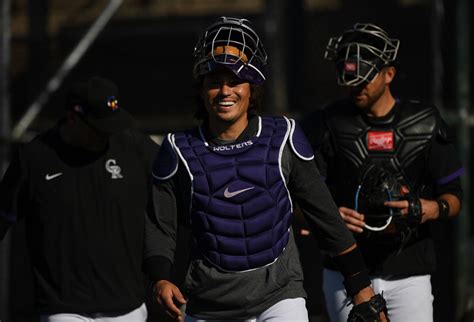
[203,115,259,146]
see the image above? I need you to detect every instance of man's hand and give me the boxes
[350,286,388,322]
[339,207,365,233]
[153,280,186,321]
[384,198,437,224]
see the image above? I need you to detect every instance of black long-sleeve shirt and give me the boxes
[0,123,159,314]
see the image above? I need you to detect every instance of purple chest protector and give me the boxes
[177,117,292,271]
[152,116,314,272]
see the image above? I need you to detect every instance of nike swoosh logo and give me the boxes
[224,186,255,198]
[45,172,63,181]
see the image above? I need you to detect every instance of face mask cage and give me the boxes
[325,23,400,86]
[193,17,268,84]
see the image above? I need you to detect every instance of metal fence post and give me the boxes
[454,0,471,318]
[0,0,12,321]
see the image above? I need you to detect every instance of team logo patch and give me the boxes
[105,159,123,179]
[344,62,357,72]
[367,131,394,151]
[107,96,119,111]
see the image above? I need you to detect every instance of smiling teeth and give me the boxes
[219,101,235,106]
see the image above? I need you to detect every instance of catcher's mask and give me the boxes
[193,16,267,85]
[325,23,400,86]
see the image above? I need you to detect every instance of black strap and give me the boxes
[437,198,450,220]
[342,269,371,297]
[407,196,422,225]
[332,247,371,296]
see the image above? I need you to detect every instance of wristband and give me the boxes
[343,269,371,296]
[332,247,367,278]
[332,247,371,296]
[407,196,422,225]
[437,199,450,220]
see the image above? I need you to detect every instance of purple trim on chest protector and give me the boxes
[291,121,314,159]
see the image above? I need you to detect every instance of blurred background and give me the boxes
[0,0,473,321]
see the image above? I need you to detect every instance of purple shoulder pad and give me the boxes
[152,134,179,182]
[289,119,314,161]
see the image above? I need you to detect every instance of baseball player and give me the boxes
[303,23,464,322]
[144,17,387,322]
[0,76,159,321]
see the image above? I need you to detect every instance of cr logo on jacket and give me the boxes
[105,159,123,179]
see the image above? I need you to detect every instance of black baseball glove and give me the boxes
[348,293,388,322]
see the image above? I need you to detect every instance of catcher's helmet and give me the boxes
[325,23,400,86]
[193,16,267,85]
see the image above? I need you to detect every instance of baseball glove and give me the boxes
[348,293,388,322]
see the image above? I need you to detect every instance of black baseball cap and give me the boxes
[68,76,132,134]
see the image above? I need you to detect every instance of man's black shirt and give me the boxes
[0,123,159,314]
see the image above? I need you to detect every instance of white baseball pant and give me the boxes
[322,268,433,322]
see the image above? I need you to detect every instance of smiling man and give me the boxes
[144,17,387,322]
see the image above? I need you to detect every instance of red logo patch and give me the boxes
[344,62,357,72]
[367,131,394,151]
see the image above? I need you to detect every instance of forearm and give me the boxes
[427,137,463,219]
[290,156,355,254]
[144,182,179,271]
[419,193,461,223]
[437,193,461,218]
[143,255,173,283]
[144,211,176,262]
[332,244,371,298]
